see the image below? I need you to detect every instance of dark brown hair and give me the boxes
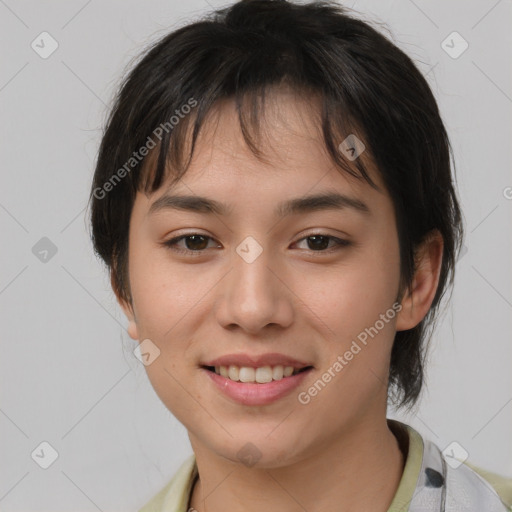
[88,0,465,410]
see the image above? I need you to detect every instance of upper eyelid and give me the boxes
[165,230,347,241]
[164,232,349,249]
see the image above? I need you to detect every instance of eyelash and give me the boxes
[161,233,351,256]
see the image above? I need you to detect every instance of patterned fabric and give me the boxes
[407,436,509,511]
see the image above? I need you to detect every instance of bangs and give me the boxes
[136,82,379,198]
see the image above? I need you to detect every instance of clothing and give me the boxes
[138,420,512,511]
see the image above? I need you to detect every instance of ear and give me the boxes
[111,270,139,341]
[395,230,444,332]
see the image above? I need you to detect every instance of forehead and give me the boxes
[185,88,375,179]
[139,88,388,216]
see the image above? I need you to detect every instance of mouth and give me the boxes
[201,363,315,406]
[201,364,314,384]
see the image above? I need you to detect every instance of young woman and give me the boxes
[88,1,512,510]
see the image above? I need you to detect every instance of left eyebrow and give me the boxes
[148,191,371,218]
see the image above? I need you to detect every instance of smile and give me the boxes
[203,364,312,383]
[201,365,314,406]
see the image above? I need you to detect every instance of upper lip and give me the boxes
[202,353,313,368]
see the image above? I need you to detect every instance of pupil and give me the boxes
[308,235,329,250]
[187,235,208,250]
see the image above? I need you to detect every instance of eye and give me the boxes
[162,234,220,255]
[162,233,351,255]
[293,234,351,253]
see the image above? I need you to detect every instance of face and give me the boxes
[119,89,407,467]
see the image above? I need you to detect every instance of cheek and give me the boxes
[128,252,202,417]
[128,243,200,338]
[348,228,401,316]
[297,243,400,338]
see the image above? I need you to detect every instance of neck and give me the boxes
[188,416,405,512]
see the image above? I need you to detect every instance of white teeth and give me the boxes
[213,364,306,383]
[239,367,255,382]
[228,365,239,381]
[255,366,273,383]
[272,365,284,380]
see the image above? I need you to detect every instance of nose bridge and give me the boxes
[215,238,293,333]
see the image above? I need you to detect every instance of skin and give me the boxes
[116,87,443,512]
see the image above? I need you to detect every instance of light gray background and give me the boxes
[1,0,511,510]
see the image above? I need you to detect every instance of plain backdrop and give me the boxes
[1,0,511,510]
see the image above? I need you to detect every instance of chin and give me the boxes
[206,433,307,470]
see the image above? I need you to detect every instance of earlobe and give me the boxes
[118,299,140,341]
[395,230,444,332]
[110,270,139,341]
[125,319,139,341]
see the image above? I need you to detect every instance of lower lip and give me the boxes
[202,368,313,406]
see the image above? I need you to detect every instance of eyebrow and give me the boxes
[148,191,371,218]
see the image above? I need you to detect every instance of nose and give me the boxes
[214,245,294,335]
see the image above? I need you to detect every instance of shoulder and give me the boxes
[465,462,512,510]
[138,480,174,512]
[138,454,197,512]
